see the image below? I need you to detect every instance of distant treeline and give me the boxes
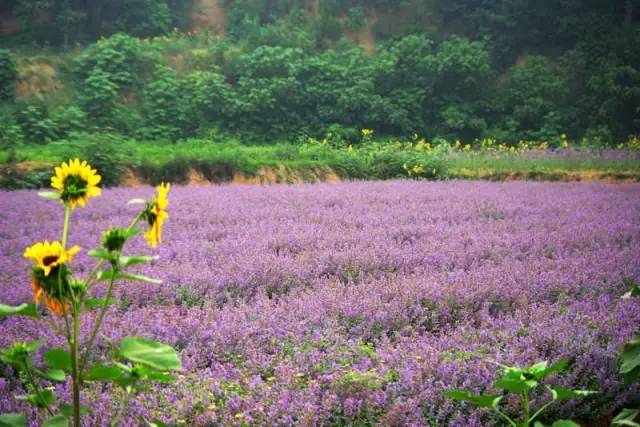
[0,0,638,144]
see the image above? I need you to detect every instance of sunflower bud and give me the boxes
[102,228,129,253]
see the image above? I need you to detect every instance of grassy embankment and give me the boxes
[1,136,639,189]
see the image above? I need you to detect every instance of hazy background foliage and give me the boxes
[0,0,638,145]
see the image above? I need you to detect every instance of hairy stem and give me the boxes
[110,388,132,427]
[79,273,116,376]
[70,300,81,427]
[24,361,55,417]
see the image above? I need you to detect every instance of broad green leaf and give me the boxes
[16,389,56,407]
[37,368,66,382]
[0,413,27,427]
[83,298,116,310]
[502,366,525,380]
[25,339,46,352]
[38,191,61,200]
[527,361,548,379]
[131,365,175,383]
[119,337,181,372]
[119,255,158,269]
[44,348,71,372]
[85,364,125,381]
[444,390,502,408]
[551,421,580,427]
[540,359,568,379]
[494,378,537,392]
[42,415,68,427]
[59,404,89,417]
[551,386,597,401]
[0,303,39,318]
[620,337,640,383]
[612,408,640,426]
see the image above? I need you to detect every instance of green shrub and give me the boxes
[78,134,127,187]
[136,157,191,185]
[0,108,23,149]
[0,49,17,101]
[0,165,51,190]
[16,104,57,144]
[50,106,87,137]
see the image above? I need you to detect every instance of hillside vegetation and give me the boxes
[0,0,639,186]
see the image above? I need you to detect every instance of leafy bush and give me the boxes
[116,0,172,37]
[78,134,127,187]
[492,56,571,142]
[50,106,87,137]
[0,156,51,189]
[0,49,17,101]
[16,104,57,144]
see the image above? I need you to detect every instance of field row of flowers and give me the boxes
[1,179,640,425]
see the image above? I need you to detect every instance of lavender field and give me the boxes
[1,181,640,426]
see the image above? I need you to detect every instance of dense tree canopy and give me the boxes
[0,0,638,144]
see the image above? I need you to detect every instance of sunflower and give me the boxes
[24,241,79,315]
[23,241,80,277]
[144,182,170,248]
[51,158,102,209]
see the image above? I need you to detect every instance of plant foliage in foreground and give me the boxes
[445,360,596,426]
[0,159,179,427]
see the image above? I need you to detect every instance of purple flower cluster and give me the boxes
[1,181,639,426]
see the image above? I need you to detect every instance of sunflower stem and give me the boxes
[79,272,117,376]
[61,205,71,249]
[70,300,81,427]
[24,360,55,417]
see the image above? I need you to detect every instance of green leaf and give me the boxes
[37,368,66,382]
[144,419,175,427]
[42,415,68,427]
[83,298,116,310]
[119,337,181,372]
[0,303,39,318]
[38,191,61,200]
[131,365,175,383]
[87,249,111,260]
[44,348,71,372]
[551,387,597,401]
[119,255,158,269]
[16,389,56,407]
[621,337,640,383]
[59,404,89,418]
[98,270,162,285]
[0,413,27,427]
[494,378,537,392]
[551,421,581,427]
[444,390,502,408]
[502,366,525,380]
[622,285,640,299]
[526,361,548,379]
[25,339,46,352]
[613,408,640,426]
[540,359,568,379]
[84,364,126,381]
